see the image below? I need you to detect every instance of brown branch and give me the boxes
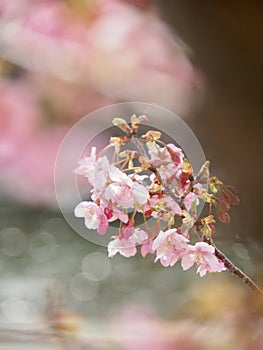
[214,245,263,294]
[194,223,263,295]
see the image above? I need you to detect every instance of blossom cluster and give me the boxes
[74,115,240,277]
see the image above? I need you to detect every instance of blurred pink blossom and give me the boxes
[0,80,41,165]
[0,0,203,207]
[1,0,202,113]
[0,127,68,206]
[86,0,202,113]
[111,306,178,350]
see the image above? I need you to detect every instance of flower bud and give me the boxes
[112,118,132,134]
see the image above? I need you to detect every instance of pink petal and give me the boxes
[181,254,195,271]
[141,240,154,257]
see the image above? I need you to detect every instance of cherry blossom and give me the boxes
[108,236,137,258]
[74,147,97,180]
[104,165,149,208]
[181,242,226,277]
[152,229,189,267]
[75,147,111,195]
[142,194,182,222]
[108,229,148,258]
[74,201,109,235]
[73,115,245,285]
[103,203,129,223]
[147,143,181,183]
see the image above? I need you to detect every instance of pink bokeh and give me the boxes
[0,0,203,207]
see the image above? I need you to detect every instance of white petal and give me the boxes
[108,240,118,258]
[132,182,149,204]
[108,238,136,258]
[84,214,98,230]
[109,165,130,183]
[74,201,89,217]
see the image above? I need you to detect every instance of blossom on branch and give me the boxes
[104,165,149,208]
[181,242,226,277]
[74,201,109,235]
[152,229,189,267]
[108,228,148,258]
[73,114,242,281]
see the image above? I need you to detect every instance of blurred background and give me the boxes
[0,0,262,349]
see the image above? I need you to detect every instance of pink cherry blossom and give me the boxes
[147,143,177,170]
[108,236,137,258]
[103,203,129,223]
[147,143,185,186]
[142,192,182,219]
[162,195,182,216]
[181,242,226,277]
[108,228,148,258]
[74,201,109,235]
[74,147,97,180]
[166,144,184,165]
[71,114,244,284]
[183,183,202,211]
[152,229,189,267]
[105,165,149,208]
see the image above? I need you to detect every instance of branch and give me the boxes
[190,209,262,295]
[214,245,263,294]
[194,224,263,294]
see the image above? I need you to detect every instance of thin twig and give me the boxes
[194,224,263,294]
[214,245,263,294]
